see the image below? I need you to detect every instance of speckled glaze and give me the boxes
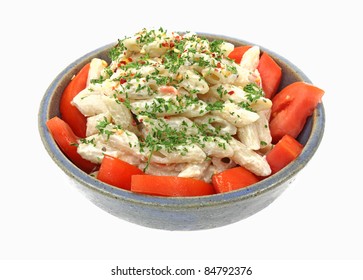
[38,34,325,231]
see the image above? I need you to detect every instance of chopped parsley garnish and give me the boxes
[260,141,267,146]
[90,75,106,84]
[109,39,127,61]
[79,138,96,146]
[80,28,270,173]
[216,85,228,97]
[96,117,122,140]
[206,100,224,112]
[209,39,224,53]
[243,83,265,101]
[237,83,265,111]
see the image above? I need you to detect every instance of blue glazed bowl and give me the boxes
[38,33,325,231]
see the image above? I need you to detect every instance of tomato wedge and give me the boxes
[257,52,282,99]
[131,175,216,197]
[60,63,90,138]
[269,82,324,143]
[266,134,303,174]
[228,45,252,63]
[46,116,97,173]
[97,155,144,190]
[212,167,260,193]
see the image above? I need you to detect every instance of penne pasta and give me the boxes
[229,138,271,176]
[73,28,274,181]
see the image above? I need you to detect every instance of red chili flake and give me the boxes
[118,61,127,67]
[216,62,222,68]
[211,53,215,57]
[118,97,125,102]
[169,41,175,48]
[120,78,127,84]
[132,120,137,126]
[161,42,169,47]
[228,91,235,95]
[164,116,170,119]
[128,57,133,62]
[139,118,143,123]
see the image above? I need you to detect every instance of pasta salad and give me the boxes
[73,28,272,182]
[47,28,324,196]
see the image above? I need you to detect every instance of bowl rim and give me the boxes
[38,32,325,208]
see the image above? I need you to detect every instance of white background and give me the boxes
[1,0,363,278]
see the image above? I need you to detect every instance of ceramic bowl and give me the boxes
[38,33,325,231]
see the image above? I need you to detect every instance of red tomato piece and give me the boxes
[228,45,252,64]
[269,82,324,143]
[257,52,282,99]
[266,134,303,174]
[97,155,144,190]
[212,167,260,193]
[60,63,90,138]
[131,175,216,197]
[46,116,97,173]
